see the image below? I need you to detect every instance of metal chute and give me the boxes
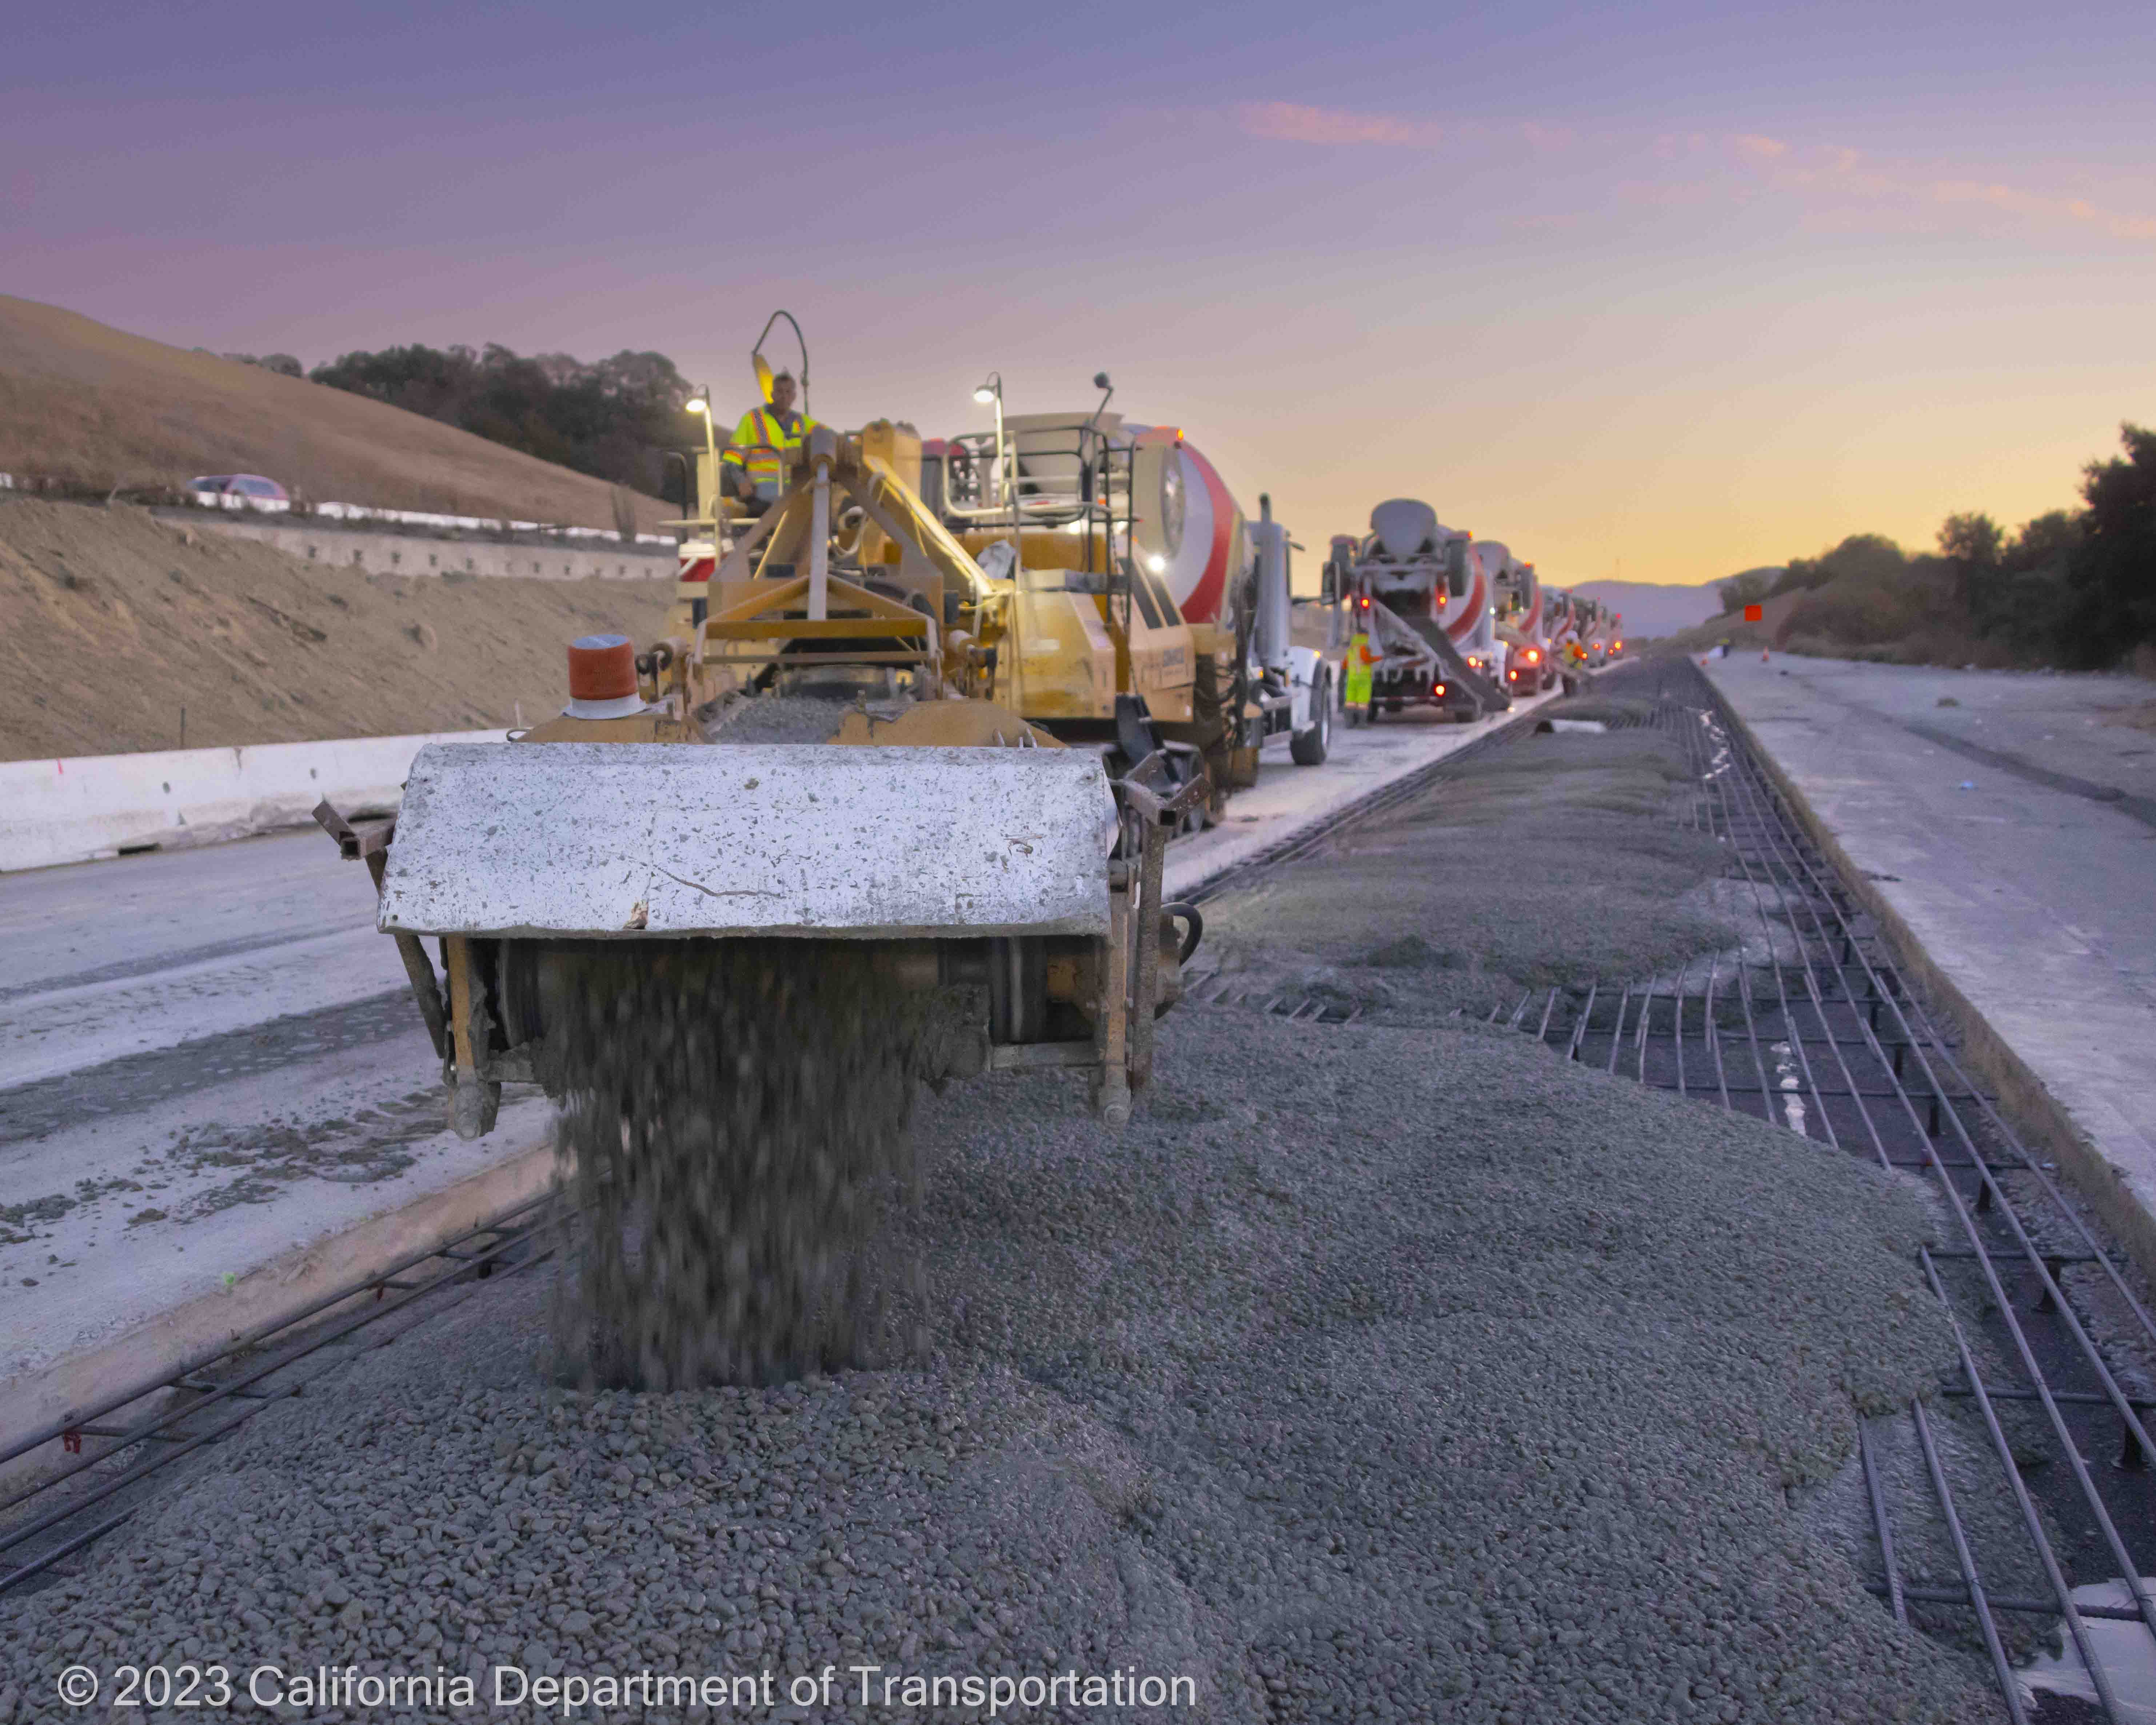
[380,743,1118,941]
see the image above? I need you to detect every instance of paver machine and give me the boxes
[321,377,1218,1136]
[1325,500,1510,722]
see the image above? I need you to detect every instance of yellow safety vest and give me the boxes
[1343,633,1374,705]
[722,407,818,495]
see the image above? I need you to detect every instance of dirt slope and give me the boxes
[1649,589,1806,658]
[0,499,675,759]
[0,296,669,531]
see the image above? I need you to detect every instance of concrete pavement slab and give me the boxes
[1706,653,2156,1275]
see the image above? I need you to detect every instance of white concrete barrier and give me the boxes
[186,514,676,582]
[173,486,675,545]
[0,730,507,873]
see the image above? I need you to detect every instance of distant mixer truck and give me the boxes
[1326,499,1510,722]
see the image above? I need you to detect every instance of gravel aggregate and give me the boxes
[1204,721,1745,1021]
[0,1009,1992,1722]
[539,941,927,1391]
[0,710,2008,1722]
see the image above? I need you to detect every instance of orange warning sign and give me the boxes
[1743,603,1764,622]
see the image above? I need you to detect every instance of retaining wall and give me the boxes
[0,730,507,873]
[180,514,678,582]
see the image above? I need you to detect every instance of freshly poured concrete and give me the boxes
[1166,688,1556,896]
[1706,654,2156,1272]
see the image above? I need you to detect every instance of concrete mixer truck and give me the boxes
[1490,553,1558,696]
[1324,500,1510,723]
[921,395,1333,818]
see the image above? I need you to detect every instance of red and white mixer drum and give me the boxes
[1129,428,1249,627]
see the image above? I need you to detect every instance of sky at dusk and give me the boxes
[5,1,2152,586]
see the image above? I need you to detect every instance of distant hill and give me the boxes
[1567,579,1722,640]
[0,296,670,533]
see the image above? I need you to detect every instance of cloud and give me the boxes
[1732,134,1789,161]
[1521,122,1576,152]
[1941,180,2156,241]
[1726,135,2156,243]
[1237,102,1445,148]
[1232,102,2156,245]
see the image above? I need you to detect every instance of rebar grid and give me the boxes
[0,1195,562,1596]
[1526,660,2155,1721]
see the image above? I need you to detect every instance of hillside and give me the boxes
[0,296,671,533]
[1568,579,1722,640]
[1647,592,1806,659]
[0,499,674,760]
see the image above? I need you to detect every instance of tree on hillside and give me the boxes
[1938,510,2004,618]
[2009,511,2081,572]
[1937,511,2002,571]
[2061,423,2156,666]
[1715,568,1776,614]
[1960,510,2083,644]
[309,343,697,496]
[1772,533,1907,598]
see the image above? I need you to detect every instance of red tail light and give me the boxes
[1433,682,1446,696]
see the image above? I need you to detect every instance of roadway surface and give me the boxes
[0,686,1554,1400]
[0,828,555,1390]
[1706,652,2156,1267]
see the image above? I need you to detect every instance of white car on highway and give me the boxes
[188,473,291,511]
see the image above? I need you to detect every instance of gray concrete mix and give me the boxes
[0,719,2009,1723]
[1201,708,1746,1023]
[0,1017,1995,1723]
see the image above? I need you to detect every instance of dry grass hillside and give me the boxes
[0,499,674,760]
[1648,592,1804,659]
[0,296,670,532]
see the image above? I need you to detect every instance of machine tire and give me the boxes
[1290,670,1331,765]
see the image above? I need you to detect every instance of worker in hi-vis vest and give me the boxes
[1343,621,1376,723]
[721,370,819,513]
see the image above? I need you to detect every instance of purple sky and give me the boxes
[7,1,2152,584]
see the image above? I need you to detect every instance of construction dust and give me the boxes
[538,940,930,1391]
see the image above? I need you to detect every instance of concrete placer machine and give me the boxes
[1326,499,1512,722]
[323,431,1214,1142]
[322,347,1324,1142]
